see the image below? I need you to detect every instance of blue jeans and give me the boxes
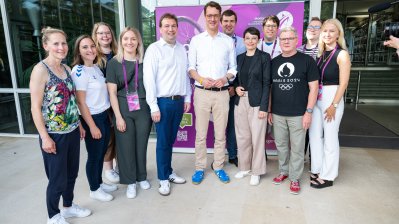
[155,97,184,180]
[81,110,111,191]
[40,128,80,219]
[226,96,237,159]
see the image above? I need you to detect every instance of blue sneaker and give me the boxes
[192,170,204,185]
[214,169,230,183]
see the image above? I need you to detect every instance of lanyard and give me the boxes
[232,34,237,47]
[122,58,139,94]
[261,38,277,58]
[301,44,318,60]
[317,45,338,83]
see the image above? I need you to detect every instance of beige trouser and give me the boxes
[234,95,267,175]
[194,87,230,170]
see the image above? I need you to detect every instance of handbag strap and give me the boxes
[122,58,139,94]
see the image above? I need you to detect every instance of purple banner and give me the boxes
[155,2,305,152]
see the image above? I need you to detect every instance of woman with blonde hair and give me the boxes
[106,27,152,199]
[30,27,91,224]
[92,22,120,183]
[309,18,351,188]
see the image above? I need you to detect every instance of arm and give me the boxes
[260,53,272,113]
[143,45,161,122]
[215,39,237,88]
[76,91,101,139]
[30,64,56,154]
[303,80,319,129]
[188,38,215,89]
[107,83,126,132]
[384,35,399,56]
[324,50,351,122]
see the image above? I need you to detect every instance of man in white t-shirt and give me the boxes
[257,15,282,59]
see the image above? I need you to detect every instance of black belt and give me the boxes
[160,95,183,100]
[195,85,229,91]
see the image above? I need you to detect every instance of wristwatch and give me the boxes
[306,108,313,113]
[332,103,338,108]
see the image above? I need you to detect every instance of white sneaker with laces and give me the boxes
[60,203,91,219]
[100,183,117,192]
[168,172,186,184]
[158,180,170,196]
[250,175,260,186]
[139,180,151,190]
[105,169,120,183]
[234,170,251,179]
[90,187,113,202]
[126,183,137,199]
[47,213,69,224]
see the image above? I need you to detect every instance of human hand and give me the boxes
[41,135,56,154]
[228,86,236,97]
[116,117,126,132]
[213,77,228,88]
[303,112,312,129]
[79,123,86,140]
[384,35,399,50]
[235,86,245,97]
[90,125,102,139]
[202,78,216,88]
[184,103,191,113]
[267,113,273,125]
[324,105,336,123]
[258,111,267,119]
[151,111,161,123]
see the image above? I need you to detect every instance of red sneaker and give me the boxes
[272,174,288,185]
[290,181,300,194]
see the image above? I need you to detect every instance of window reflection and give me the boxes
[0,15,12,88]
[0,93,19,133]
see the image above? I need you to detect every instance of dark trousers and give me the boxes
[155,97,184,180]
[40,128,80,219]
[226,95,237,159]
[81,110,111,191]
[114,98,152,184]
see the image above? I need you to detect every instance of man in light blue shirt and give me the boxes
[220,9,245,167]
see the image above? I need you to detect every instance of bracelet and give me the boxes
[199,77,203,85]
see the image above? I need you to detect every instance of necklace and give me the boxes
[322,50,334,63]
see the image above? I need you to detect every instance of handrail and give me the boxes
[351,66,399,110]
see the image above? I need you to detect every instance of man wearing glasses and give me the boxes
[258,15,282,58]
[297,17,323,164]
[188,1,237,185]
[268,27,319,194]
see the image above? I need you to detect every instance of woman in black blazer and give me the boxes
[233,27,272,186]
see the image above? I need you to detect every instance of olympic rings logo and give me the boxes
[279,84,293,90]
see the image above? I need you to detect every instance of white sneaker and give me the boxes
[105,169,120,183]
[60,203,91,219]
[250,175,260,186]
[168,172,186,184]
[101,183,118,193]
[158,180,170,196]
[47,213,69,224]
[126,183,137,199]
[139,180,151,190]
[90,187,113,202]
[234,170,251,179]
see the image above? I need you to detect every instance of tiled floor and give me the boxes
[1,137,398,224]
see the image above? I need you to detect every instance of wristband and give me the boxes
[199,77,203,85]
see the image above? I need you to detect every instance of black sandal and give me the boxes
[310,173,318,181]
[310,178,333,189]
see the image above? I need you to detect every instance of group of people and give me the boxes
[30,1,354,224]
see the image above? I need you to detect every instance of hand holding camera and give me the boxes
[384,35,399,56]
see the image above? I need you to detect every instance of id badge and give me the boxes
[317,84,323,100]
[126,92,140,111]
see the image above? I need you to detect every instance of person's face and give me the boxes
[221,15,237,36]
[263,19,278,41]
[244,32,259,51]
[122,30,138,55]
[160,18,178,44]
[79,38,97,64]
[43,33,68,60]
[205,7,221,32]
[306,20,322,41]
[96,25,113,48]
[279,31,298,54]
[321,23,339,45]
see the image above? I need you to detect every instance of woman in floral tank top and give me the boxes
[30,27,91,224]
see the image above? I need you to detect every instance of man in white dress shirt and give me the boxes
[143,13,192,196]
[188,1,237,185]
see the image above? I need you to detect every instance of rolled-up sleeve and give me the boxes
[227,38,237,78]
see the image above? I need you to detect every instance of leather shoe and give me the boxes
[228,157,238,167]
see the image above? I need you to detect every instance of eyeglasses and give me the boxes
[96,31,111,36]
[280,37,297,42]
[307,26,321,30]
[206,14,220,19]
[264,24,277,29]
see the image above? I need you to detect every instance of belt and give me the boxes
[195,85,229,91]
[160,95,183,100]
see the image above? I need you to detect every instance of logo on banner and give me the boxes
[277,11,294,28]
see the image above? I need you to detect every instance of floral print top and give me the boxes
[41,61,80,133]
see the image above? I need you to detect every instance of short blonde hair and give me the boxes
[318,19,348,57]
[115,27,144,63]
[279,26,298,38]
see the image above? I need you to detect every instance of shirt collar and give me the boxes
[204,30,222,37]
[160,37,177,47]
